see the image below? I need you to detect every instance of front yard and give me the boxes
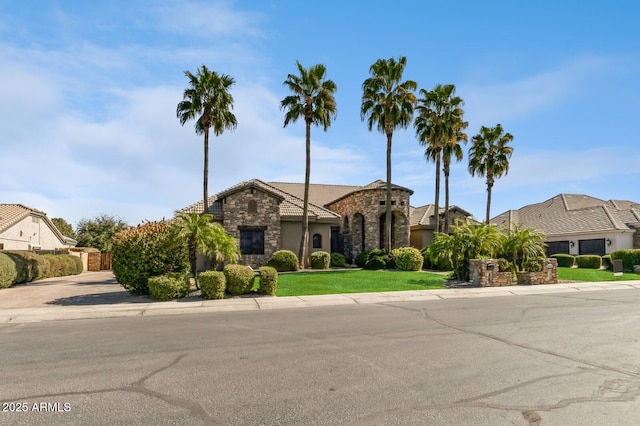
[274,270,447,296]
[557,267,640,282]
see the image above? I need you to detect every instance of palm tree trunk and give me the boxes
[434,148,441,234]
[385,132,393,252]
[298,120,311,269]
[443,160,450,234]
[203,129,209,213]
[485,175,494,224]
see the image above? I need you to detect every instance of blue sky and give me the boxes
[1,1,638,227]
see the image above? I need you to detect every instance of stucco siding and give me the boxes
[0,215,70,250]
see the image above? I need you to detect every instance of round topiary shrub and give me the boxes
[199,271,226,300]
[330,252,346,267]
[258,266,278,296]
[392,247,424,271]
[267,250,299,272]
[354,251,370,268]
[148,273,190,301]
[363,249,390,270]
[112,220,189,295]
[223,264,256,296]
[310,251,330,269]
[551,253,575,268]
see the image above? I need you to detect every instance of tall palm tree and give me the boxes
[468,124,514,223]
[414,84,465,234]
[442,114,468,233]
[177,65,237,213]
[361,56,417,252]
[281,61,337,269]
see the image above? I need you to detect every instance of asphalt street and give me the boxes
[1,286,639,425]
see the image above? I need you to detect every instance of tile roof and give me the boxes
[0,204,47,232]
[180,179,341,220]
[491,194,640,235]
[267,182,361,207]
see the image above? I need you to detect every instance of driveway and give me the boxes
[0,271,150,309]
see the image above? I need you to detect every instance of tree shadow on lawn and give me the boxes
[47,291,153,306]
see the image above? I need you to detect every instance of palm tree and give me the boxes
[468,124,514,223]
[499,224,546,272]
[172,212,240,287]
[177,65,237,213]
[281,61,337,269]
[361,56,417,252]
[442,115,468,233]
[414,84,466,234]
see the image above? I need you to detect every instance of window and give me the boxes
[248,200,257,214]
[0,243,3,250]
[312,233,322,249]
[379,200,385,206]
[239,228,265,255]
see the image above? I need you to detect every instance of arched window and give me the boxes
[312,233,322,249]
[248,200,257,214]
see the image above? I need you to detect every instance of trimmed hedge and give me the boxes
[330,252,346,267]
[112,220,188,295]
[199,271,226,300]
[0,252,82,288]
[392,247,424,271]
[258,266,278,296]
[610,249,640,272]
[223,264,256,296]
[575,255,602,269]
[363,249,391,270]
[310,251,330,269]
[148,273,190,301]
[354,251,369,268]
[551,253,575,268]
[267,250,299,272]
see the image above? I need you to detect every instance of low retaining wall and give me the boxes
[516,259,558,285]
[469,259,513,287]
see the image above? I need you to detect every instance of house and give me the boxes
[491,194,640,256]
[0,204,77,251]
[409,204,473,248]
[181,178,473,268]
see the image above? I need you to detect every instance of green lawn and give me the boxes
[558,267,640,282]
[274,270,447,296]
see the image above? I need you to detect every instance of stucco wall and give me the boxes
[281,221,333,262]
[0,215,70,250]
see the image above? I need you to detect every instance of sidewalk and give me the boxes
[1,271,639,324]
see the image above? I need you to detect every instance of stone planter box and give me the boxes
[516,259,558,285]
[469,259,513,287]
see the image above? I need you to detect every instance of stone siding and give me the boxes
[516,258,558,285]
[469,259,513,287]
[221,188,281,269]
[633,226,640,249]
[327,188,411,261]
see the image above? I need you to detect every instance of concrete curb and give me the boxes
[1,281,639,324]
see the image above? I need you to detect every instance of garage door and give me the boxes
[579,238,605,256]
[546,241,570,256]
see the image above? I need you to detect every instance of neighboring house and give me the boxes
[491,194,640,256]
[0,204,77,251]
[181,178,471,268]
[409,204,473,248]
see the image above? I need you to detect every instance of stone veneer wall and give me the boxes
[221,188,281,269]
[327,188,411,261]
[516,258,558,285]
[469,259,513,287]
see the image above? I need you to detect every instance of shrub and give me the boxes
[522,258,542,272]
[602,255,612,270]
[112,220,189,295]
[4,251,48,282]
[363,249,391,270]
[610,249,640,272]
[551,253,575,268]
[258,266,278,296]
[148,273,190,301]
[497,258,513,273]
[0,252,18,288]
[354,251,369,268]
[223,264,256,296]
[45,255,63,278]
[330,252,346,267]
[392,247,424,271]
[310,251,330,269]
[199,271,226,300]
[267,250,299,272]
[575,255,602,269]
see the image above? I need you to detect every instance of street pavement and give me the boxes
[1,271,639,324]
